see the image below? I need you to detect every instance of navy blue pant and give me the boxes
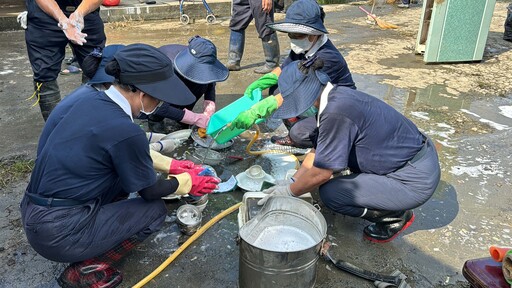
[20,195,166,263]
[229,0,275,40]
[289,116,318,148]
[25,0,106,82]
[319,138,440,217]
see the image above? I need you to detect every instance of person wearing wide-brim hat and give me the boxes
[20,43,220,288]
[253,59,440,244]
[147,36,229,133]
[238,0,356,149]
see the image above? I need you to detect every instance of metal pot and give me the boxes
[238,196,327,288]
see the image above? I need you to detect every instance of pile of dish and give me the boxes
[235,165,275,192]
[190,127,234,150]
[160,129,192,143]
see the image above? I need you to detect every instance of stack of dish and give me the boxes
[236,165,275,192]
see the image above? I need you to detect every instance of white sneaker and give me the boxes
[397,3,410,8]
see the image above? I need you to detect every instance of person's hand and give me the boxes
[169,159,203,175]
[275,178,294,186]
[69,11,84,31]
[188,173,220,196]
[146,132,167,143]
[261,0,273,13]
[230,95,278,130]
[149,139,181,154]
[244,73,278,99]
[58,17,87,45]
[203,100,216,118]
[257,184,295,205]
[181,109,210,128]
[172,172,220,196]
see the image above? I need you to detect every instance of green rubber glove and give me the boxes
[231,96,278,130]
[244,72,278,99]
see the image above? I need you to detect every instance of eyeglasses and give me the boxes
[288,33,308,40]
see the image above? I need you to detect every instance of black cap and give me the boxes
[113,43,195,106]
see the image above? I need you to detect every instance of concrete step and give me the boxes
[0,0,232,32]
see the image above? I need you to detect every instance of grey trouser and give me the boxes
[229,0,275,39]
[20,196,166,263]
[319,138,441,217]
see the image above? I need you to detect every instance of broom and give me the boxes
[359,6,398,29]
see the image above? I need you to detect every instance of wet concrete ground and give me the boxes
[1,3,512,288]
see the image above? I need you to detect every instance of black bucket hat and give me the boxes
[172,36,229,84]
[272,59,330,119]
[266,0,327,35]
[111,43,195,106]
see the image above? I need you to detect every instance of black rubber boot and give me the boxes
[362,210,415,243]
[227,30,245,71]
[35,80,61,122]
[505,4,512,42]
[254,33,280,74]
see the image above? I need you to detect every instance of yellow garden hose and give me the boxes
[245,124,300,169]
[132,202,242,288]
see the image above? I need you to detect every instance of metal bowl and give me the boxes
[185,148,223,166]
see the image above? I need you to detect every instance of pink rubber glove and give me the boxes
[169,159,203,175]
[181,109,210,128]
[203,100,216,118]
[188,172,220,196]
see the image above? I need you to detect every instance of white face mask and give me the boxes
[290,37,314,54]
[138,98,162,118]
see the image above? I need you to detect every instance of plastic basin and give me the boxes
[206,89,263,144]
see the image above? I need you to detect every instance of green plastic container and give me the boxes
[206,89,263,144]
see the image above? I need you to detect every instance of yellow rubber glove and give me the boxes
[150,150,172,173]
[150,150,203,174]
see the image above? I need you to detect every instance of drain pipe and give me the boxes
[133,202,242,288]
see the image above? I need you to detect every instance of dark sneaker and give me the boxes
[271,135,295,146]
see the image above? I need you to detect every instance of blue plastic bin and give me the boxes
[206,89,263,144]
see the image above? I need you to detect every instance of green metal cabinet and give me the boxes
[415,0,496,63]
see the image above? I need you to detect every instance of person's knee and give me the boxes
[319,183,344,212]
[136,200,166,239]
[289,125,314,148]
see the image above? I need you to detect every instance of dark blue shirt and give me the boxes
[313,87,424,175]
[282,39,356,89]
[29,87,156,201]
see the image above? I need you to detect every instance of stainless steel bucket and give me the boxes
[238,196,327,288]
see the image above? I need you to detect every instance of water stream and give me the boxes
[200,126,228,165]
